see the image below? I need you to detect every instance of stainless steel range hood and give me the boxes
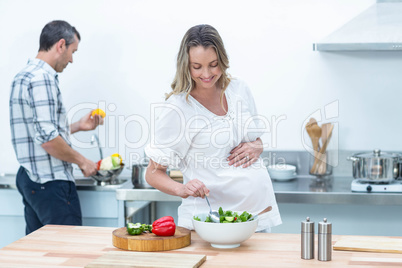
[314,0,402,51]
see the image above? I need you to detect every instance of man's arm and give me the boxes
[70,111,103,134]
[41,136,97,177]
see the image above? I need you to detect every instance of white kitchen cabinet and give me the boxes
[0,189,25,249]
[78,190,125,227]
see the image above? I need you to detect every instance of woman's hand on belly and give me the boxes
[227,138,263,168]
[178,178,210,199]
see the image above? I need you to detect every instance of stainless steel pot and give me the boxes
[130,162,153,189]
[347,149,400,183]
[130,161,170,189]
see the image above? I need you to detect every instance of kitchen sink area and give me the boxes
[0,174,130,191]
[74,177,130,191]
[0,174,16,189]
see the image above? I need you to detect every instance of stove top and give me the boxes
[351,180,402,193]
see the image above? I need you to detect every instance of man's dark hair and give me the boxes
[39,20,81,52]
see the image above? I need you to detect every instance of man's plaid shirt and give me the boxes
[10,58,74,184]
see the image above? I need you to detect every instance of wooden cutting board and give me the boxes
[334,236,402,253]
[85,251,206,268]
[113,226,191,252]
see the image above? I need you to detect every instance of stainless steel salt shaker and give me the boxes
[318,218,332,261]
[301,217,314,259]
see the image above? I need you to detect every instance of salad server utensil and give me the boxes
[247,206,272,222]
[205,195,220,223]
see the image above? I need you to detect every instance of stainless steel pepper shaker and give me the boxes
[318,218,332,261]
[301,217,314,259]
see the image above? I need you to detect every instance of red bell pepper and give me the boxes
[152,216,176,236]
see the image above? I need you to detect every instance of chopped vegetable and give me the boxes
[218,207,224,216]
[126,222,152,235]
[152,216,176,236]
[97,153,123,170]
[111,153,123,165]
[193,207,254,223]
[141,223,152,233]
[127,223,144,235]
[225,216,234,222]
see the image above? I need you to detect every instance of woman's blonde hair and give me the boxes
[167,24,231,106]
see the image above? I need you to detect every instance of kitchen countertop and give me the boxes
[0,225,401,267]
[116,176,402,205]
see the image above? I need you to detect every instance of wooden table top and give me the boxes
[0,225,402,267]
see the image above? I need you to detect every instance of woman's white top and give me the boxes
[145,78,282,231]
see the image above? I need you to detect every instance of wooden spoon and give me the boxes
[317,123,331,174]
[305,118,322,159]
[311,124,334,174]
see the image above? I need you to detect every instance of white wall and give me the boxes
[3,0,401,175]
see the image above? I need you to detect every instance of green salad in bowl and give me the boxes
[193,207,254,223]
[192,207,258,248]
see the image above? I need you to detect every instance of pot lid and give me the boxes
[353,149,400,159]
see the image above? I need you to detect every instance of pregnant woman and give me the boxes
[145,24,281,232]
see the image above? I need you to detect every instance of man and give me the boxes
[10,20,102,234]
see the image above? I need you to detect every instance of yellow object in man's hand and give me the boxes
[91,108,106,118]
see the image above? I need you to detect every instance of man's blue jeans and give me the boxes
[16,166,82,235]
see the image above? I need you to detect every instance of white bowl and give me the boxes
[192,213,258,248]
[267,164,297,181]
